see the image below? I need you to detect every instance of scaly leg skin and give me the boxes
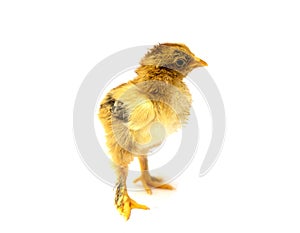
[133,157,175,195]
[115,166,149,220]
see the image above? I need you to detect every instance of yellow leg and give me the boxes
[133,157,175,195]
[115,166,149,220]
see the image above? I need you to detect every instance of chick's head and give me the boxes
[140,43,207,76]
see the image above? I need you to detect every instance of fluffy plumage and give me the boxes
[98,43,207,220]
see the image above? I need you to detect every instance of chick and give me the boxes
[98,43,207,220]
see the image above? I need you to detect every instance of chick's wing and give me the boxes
[107,83,155,131]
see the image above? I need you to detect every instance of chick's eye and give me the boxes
[175,59,185,67]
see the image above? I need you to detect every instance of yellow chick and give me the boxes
[98,43,207,220]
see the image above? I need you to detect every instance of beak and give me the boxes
[194,57,208,67]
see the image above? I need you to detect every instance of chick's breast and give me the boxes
[134,85,192,153]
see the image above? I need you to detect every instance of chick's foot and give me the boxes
[115,190,149,221]
[133,172,175,194]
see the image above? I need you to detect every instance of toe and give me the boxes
[133,177,141,183]
[131,199,150,210]
[147,180,175,190]
[150,176,163,182]
[157,183,175,190]
[122,202,131,221]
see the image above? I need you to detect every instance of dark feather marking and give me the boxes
[100,94,115,109]
[100,94,129,122]
[111,100,129,122]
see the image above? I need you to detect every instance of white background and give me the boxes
[0,0,299,232]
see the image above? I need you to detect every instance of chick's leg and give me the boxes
[115,166,149,220]
[133,157,174,195]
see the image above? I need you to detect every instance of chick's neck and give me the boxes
[133,65,186,85]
